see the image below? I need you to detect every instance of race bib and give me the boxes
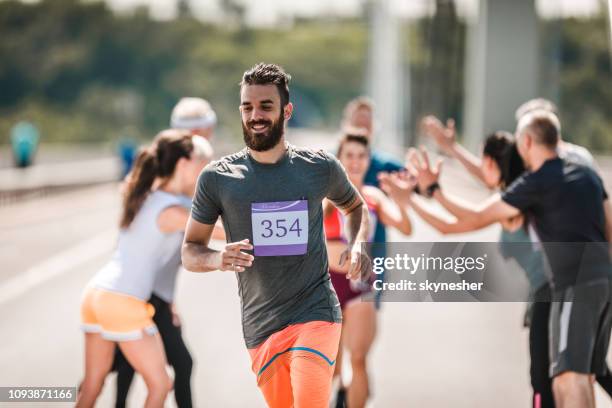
[251,200,308,256]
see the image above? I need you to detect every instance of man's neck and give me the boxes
[248,138,288,164]
[529,148,558,172]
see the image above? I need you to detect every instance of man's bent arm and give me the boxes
[182,217,222,272]
[339,195,369,246]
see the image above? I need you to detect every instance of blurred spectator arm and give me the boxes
[420,115,486,185]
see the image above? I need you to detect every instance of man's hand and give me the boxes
[406,147,443,195]
[421,115,456,154]
[339,243,372,281]
[217,239,254,272]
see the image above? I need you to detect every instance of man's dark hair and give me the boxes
[240,63,291,107]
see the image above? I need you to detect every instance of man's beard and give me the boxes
[242,113,285,152]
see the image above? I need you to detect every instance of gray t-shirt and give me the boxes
[191,144,358,348]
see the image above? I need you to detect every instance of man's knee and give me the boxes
[553,371,590,395]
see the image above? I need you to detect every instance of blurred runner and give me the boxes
[325,131,412,408]
[341,98,405,269]
[76,130,211,408]
[341,97,405,188]
[171,97,217,141]
[181,63,371,408]
[10,121,39,168]
[384,110,612,408]
[113,97,218,408]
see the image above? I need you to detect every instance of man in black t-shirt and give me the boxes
[502,113,612,408]
[385,109,612,408]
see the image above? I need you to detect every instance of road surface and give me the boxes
[1,154,611,407]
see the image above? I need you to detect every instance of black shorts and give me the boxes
[549,278,612,377]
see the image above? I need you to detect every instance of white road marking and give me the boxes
[0,229,116,305]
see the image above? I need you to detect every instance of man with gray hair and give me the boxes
[390,109,612,408]
[509,110,612,407]
[171,97,217,140]
[515,98,595,169]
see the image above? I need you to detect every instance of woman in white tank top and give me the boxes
[76,130,212,408]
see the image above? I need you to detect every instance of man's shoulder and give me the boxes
[531,158,601,191]
[559,157,595,177]
[207,149,249,173]
[561,158,603,187]
[290,144,333,165]
[504,167,537,195]
[196,150,249,189]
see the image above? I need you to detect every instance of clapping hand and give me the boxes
[379,171,417,206]
[405,147,443,197]
[421,115,457,154]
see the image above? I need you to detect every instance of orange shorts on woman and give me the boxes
[80,287,157,341]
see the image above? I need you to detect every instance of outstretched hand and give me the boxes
[379,171,417,206]
[405,147,443,195]
[421,115,456,153]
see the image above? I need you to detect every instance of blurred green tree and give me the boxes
[0,0,609,153]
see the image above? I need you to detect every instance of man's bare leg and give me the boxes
[552,371,595,408]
